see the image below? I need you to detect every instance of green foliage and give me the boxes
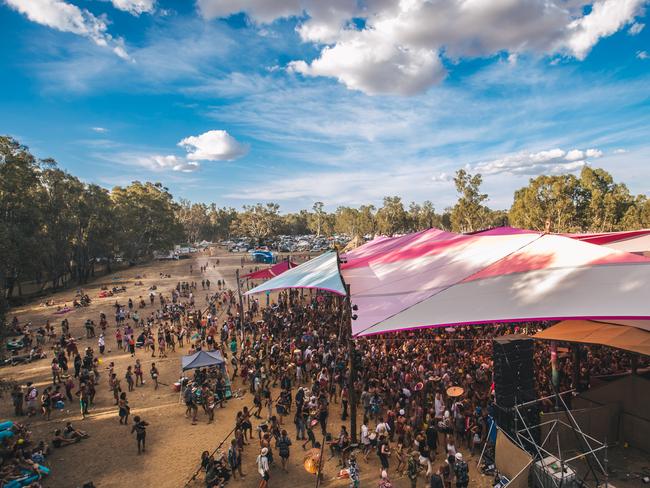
[111,182,183,261]
[230,203,281,243]
[450,170,491,233]
[509,167,636,233]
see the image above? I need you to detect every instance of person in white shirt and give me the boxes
[257,447,270,488]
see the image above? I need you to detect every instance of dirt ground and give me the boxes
[1,249,493,488]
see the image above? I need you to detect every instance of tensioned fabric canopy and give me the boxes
[181,350,225,371]
[567,229,650,254]
[534,319,650,356]
[246,228,650,337]
[242,260,297,280]
[344,229,650,336]
[245,251,346,296]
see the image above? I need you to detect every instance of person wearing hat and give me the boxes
[256,447,270,488]
[453,452,469,488]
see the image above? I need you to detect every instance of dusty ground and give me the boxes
[1,250,493,488]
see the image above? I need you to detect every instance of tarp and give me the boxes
[567,229,650,254]
[495,430,533,488]
[242,260,297,280]
[245,251,346,296]
[245,228,650,337]
[472,227,650,254]
[181,350,225,371]
[343,229,650,336]
[534,319,650,356]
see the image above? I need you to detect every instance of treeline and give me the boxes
[2,135,650,303]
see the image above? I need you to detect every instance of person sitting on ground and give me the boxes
[63,422,89,440]
[52,429,79,448]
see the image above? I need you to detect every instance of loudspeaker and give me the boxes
[493,335,539,444]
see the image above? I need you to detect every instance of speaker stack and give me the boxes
[492,335,539,444]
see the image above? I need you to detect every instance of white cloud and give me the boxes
[109,0,155,15]
[136,154,199,172]
[91,126,108,133]
[637,50,649,59]
[431,172,453,183]
[628,22,645,34]
[198,0,646,96]
[178,130,248,161]
[5,0,130,60]
[566,0,645,60]
[196,0,301,23]
[471,147,604,176]
[613,148,628,154]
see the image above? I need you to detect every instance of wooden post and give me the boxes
[346,283,358,444]
[235,269,244,343]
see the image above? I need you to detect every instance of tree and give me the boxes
[408,200,441,231]
[111,182,182,261]
[208,205,238,240]
[450,170,490,233]
[177,200,211,243]
[309,202,326,236]
[376,196,409,235]
[231,203,281,244]
[579,167,633,232]
[280,211,310,235]
[621,196,650,229]
[0,136,46,298]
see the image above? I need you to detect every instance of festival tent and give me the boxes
[181,350,225,371]
[242,260,297,280]
[471,227,650,254]
[245,251,346,296]
[534,319,650,356]
[566,229,650,254]
[246,228,650,337]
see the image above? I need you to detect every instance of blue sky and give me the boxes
[1,0,649,212]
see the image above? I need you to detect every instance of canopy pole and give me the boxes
[236,268,244,344]
[338,249,358,444]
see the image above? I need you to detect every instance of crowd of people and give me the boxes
[1,254,646,488]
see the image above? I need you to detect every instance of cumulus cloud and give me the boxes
[5,0,131,59]
[198,0,646,96]
[566,0,645,60]
[178,130,248,161]
[471,148,604,176]
[136,154,199,172]
[109,0,155,15]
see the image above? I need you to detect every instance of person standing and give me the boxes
[150,363,159,390]
[453,453,469,488]
[256,447,270,488]
[118,392,130,425]
[228,438,246,480]
[131,415,149,454]
[407,450,420,488]
[348,452,360,488]
[276,429,292,473]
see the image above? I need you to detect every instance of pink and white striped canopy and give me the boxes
[342,229,650,336]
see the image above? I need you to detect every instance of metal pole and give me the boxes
[347,285,358,444]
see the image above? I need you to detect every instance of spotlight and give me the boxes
[351,314,358,320]
[352,304,358,311]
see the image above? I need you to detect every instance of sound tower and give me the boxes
[492,335,539,445]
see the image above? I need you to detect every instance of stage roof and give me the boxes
[246,228,650,337]
[534,320,650,356]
